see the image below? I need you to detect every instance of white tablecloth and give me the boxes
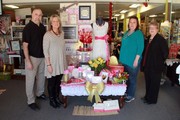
[61,83,127,96]
[165,59,180,66]
[176,65,180,85]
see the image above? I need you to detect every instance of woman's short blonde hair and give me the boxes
[149,20,159,29]
[48,14,62,34]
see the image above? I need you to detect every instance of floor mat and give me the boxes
[72,106,119,116]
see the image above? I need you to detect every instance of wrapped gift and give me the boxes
[86,71,94,82]
[103,100,120,111]
[72,68,79,78]
[100,71,109,83]
[107,56,124,73]
[93,100,120,112]
[91,76,102,84]
[63,70,69,82]
[93,103,104,112]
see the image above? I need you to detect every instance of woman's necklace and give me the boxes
[52,30,60,36]
[124,30,134,39]
[128,30,134,36]
[149,39,153,43]
[149,37,154,43]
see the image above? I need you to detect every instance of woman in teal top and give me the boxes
[119,16,144,102]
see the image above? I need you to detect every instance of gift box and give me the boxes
[93,100,120,112]
[0,72,11,80]
[107,64,124,73]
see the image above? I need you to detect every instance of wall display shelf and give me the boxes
[42,17,48,26]
[160,21,171,43]
[11,25,25,41]
[10,25,25,75]
[9,17,49,76]
[172,19,180,44]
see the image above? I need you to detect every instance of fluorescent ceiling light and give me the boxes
[105,17,115,19]
[120,10,128,14]
[5,5,19,9]
[163,11,175,14]
[114,14,120,17]
[149,15,157,17]
[129,4,140,8]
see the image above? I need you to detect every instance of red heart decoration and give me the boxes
[143,2,148,7]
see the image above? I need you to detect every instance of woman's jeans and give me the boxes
[124,64,140,98]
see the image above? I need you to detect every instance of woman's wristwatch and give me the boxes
[47,64,51,66]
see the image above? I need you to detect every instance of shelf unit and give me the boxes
[160,21,171,43]
[11,25,25,41]
[10,18,48,75]
[10,25,25,75]
[172,19,180,44]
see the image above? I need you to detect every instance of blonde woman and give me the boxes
[43,14,67,108]
[142,21,168,104]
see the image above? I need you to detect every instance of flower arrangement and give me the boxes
[78,29,92,44]
[113,72,129,84]
[88,57,106,75]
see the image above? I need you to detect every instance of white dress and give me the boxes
[92,22,109,61]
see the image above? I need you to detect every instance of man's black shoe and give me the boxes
[141,97,147,103]
[28,103,40,111]
[37,94,47,100]
[145,101,157,105]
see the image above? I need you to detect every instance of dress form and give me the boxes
[96,16,105,26]
[91,18,109,61]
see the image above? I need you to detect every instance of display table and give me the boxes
[165,59,180,66]
[165,59,180,86]
[61,83,127,108]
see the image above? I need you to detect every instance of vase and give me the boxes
[83,43,87,51]
[94,70,99,76]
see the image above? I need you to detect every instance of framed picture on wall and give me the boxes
[61,12,68,22]
[79,6,91,20]
[0,0,3,15]
[69,14,77,24]
[10,40,20,51]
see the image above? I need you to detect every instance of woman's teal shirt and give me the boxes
[119,30,144,68]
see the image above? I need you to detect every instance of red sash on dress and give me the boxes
[95,34,109,60]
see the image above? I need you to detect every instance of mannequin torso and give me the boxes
[96,16,105,26]
[91,21,109,61]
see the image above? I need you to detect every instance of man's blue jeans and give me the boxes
[124,64,140,98]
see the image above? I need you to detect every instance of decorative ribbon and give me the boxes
[109,2,113,42]
[85,81,105,103]
[95,34,110,61]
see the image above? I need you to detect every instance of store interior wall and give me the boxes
[1,1,180,72]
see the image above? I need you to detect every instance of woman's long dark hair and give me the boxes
[128,16,140,31]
